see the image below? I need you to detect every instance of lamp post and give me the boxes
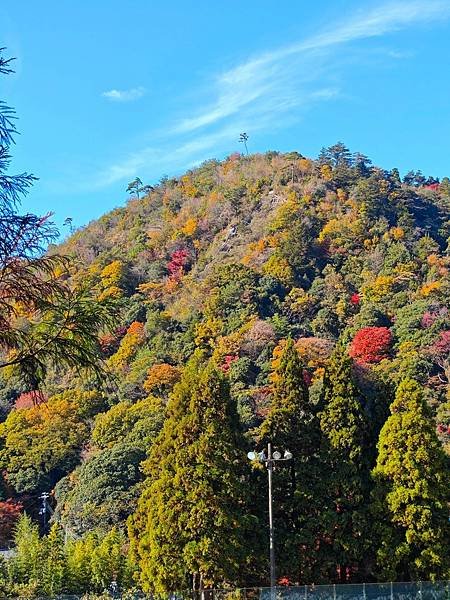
[248,443,293,591]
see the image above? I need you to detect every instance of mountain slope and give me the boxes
[0,145,448,579]
[57,147,449,422]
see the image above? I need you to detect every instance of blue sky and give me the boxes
[1,0,450,230]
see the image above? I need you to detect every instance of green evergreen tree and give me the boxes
[129,352,257,592]
[318,342,372,582]
[90,528,132,592]
[258,339,325,584]
[66,534,96,594]
[372,379,450,581]
[8,514,42,587]
[41,524,66,597]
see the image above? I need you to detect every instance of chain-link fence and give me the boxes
[10,582,449,600]
[207,582,450,600]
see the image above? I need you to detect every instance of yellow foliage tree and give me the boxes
[362,274,394,302]
[108,322,146,371]
[98,260,124,300]
[194,317,224,349]
[137,281,165,301]
[420,280,442,297]
[295,337,334,369]
[284,287,313,318]
[320,164,333,180]
[390,226,405,240]
[298,158,313,173]
[336,188,347,202]
[318,215,364,247]
[180,175,199,198]
[100,261,123,288]
[263,252,295,286]
[181,218,198,237]
[269,192,299,232]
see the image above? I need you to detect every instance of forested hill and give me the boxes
[0,145,449,592]
[58,145,449,424]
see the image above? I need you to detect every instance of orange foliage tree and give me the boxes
[143,363,181,396]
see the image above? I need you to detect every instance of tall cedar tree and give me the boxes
[318,342,372,582]
[371,379,450,581]
[0,49,114,390]
[258,339,325,584]
[128,352,257,593]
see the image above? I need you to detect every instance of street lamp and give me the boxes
[39,492,52,532]
[248,443,293,591]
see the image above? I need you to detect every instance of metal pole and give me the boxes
[39,492,49,532]
[267,443,276,591]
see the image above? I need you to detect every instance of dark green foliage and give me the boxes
[279,215,323,283]
[258,339,325,583]
[54,443,146,536]
[53,395,165,535]
[318,343,372,581]
[207,263,282,329]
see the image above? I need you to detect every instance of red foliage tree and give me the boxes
[432,330,450,356]
[349,326,392,363]
[220,354,238,373]
[15,390,46,409]
[302,369,313,387]
[421,311,436,328]
[0,499,22,547]
[99,325,127,356]
[427,330,450,381]
[350,292,361,306]
[167,248,189,281]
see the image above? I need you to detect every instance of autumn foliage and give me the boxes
[350,293,360,305]
[143,363,181,395]
[15,390,46,409]
[167,248,189,281]
[220,354,238,372]
[349,327,392,363]
[0,499,22,547]
[0,122,449,591]
[431,330,450,357]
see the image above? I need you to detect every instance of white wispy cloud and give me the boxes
[386,49,415,59]
[92,0,449,188]
[102,86,146,102]
[94,148,159,187]
[298,0,448,51]
[94,125,244,188]
[175,0,449,134]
